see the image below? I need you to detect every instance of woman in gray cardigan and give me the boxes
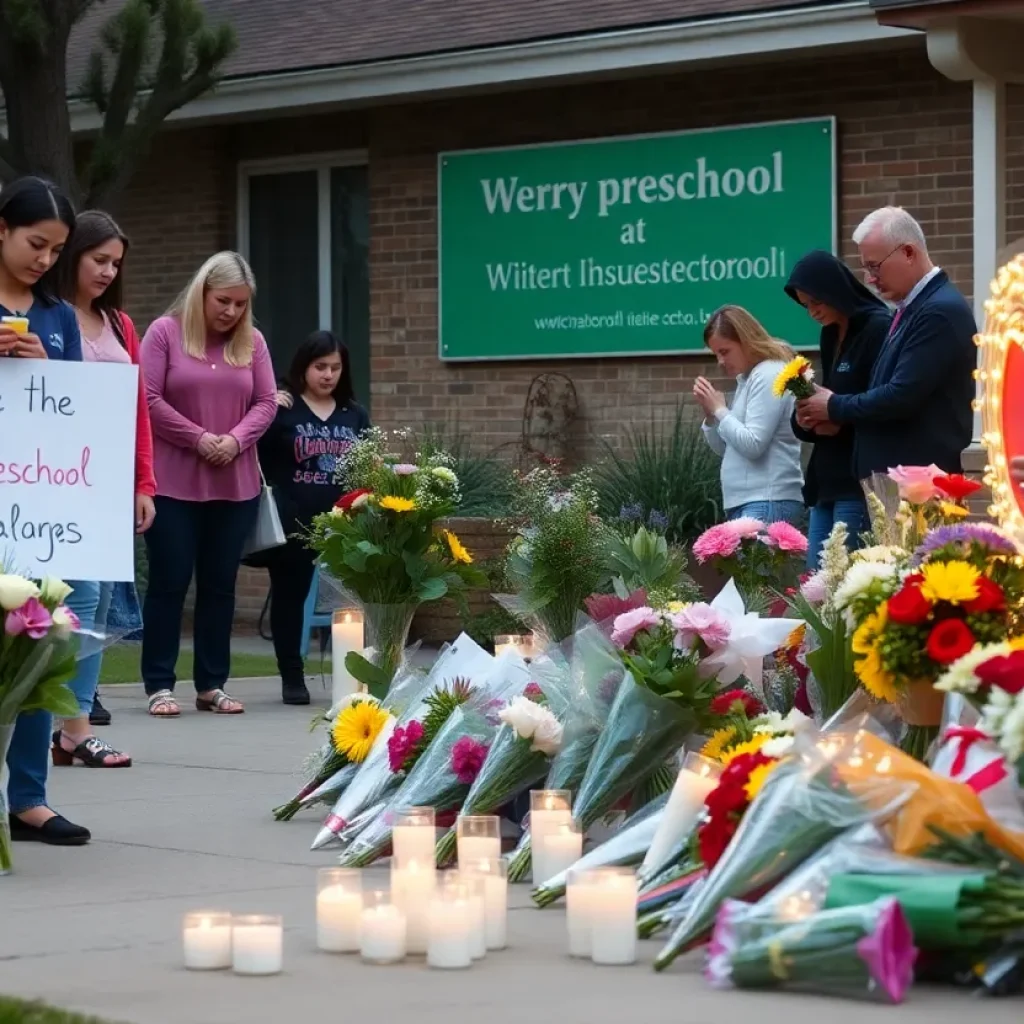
[693,304,805,525]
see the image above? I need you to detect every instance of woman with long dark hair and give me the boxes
[0,176,93,844]
[48,209,157,765]
[257,331,369,704]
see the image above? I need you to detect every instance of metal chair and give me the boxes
[300,563,332,659]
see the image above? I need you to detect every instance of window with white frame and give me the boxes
[238,153,370,409]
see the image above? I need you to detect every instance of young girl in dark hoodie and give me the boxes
[785,250,892,567]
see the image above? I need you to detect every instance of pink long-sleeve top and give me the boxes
[141,315,277,503]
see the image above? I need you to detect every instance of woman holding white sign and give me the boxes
[44,211,159,767]
[140,252,276,717]
[1,176,93,845]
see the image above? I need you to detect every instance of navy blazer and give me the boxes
[827,271,977,478]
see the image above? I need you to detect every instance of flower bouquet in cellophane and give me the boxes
[310,635,498,849]
[434,672,571,866]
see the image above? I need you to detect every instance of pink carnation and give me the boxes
[727,517,766,539]
[451,736,489,784]
[4,597,53,639]
[799,571,828,605]
[764,521,809,554]
[610,606,662,648]
[888,464,943,504]
[387,719,424,772]
[692,523,743,563]
[671,603,732,651]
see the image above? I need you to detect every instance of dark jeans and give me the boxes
[264,537,318,684]
[142,496,259,695]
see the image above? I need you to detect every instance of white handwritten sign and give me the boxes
[0,359,137,581]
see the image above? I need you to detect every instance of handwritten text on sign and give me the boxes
[0,360,137,580]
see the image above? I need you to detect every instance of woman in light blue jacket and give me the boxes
[693,304,804,525]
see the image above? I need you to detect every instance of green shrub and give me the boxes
[414,423,514,518]
[591,404,723,544]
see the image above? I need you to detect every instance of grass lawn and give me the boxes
[98,644,332,684]
[0,999,115,1024]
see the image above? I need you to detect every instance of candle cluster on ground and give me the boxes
[566,867,638,966]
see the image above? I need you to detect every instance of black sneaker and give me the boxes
[282,679,311,706]
[89,694,112,726]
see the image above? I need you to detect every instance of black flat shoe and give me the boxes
[89,694,112,726]
[10,813,91,846]
[282,680,311,706]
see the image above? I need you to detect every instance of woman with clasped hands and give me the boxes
[140,252,276,718]
[693,305,805,524]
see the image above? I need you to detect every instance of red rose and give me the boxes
[698,816,736,869]
[925,618,976,664]
[934,474,982,501]
[710,689,765,718]
[963,577,1006,616]
[335,487,372,512]
[974,650,1024,695]
[887,580,932,625]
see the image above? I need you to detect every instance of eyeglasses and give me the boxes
[861,245,906,277]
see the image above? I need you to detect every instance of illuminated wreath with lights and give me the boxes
[979,256,1024,538]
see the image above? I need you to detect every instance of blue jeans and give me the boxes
[727,500,805,525]
[142,496,259,695]
[6,579,102,815]
[806,499,869,569]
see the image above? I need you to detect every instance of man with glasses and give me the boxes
[797,206,976,479]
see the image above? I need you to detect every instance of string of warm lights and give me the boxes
[977,255,1024,539]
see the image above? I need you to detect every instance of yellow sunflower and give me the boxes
[919,560,980,605]
[379,495,416,513]
[444,529,473,565]
[719,733,770,766]
[744,760,779,802]
[332,700,390,762]
[701,725,739,762]
[851,604,900,703]
[772,356,812,398]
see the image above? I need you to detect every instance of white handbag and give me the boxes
[242,464,287,558]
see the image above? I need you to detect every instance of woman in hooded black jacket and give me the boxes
[785,250,892,568]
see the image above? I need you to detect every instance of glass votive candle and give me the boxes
[392,806,437,865]
[182,911,232,970]
[391,853,437,955]
[588,867,638,966]
[457,871,488,960]
[427,879,473,970]
[359,890,406,965]
[231,914,283,976]
[316,867,363,953]
[461,857,508,950]
[533,818,582,887]
[642,753,721,873]
[566,868,598,959]
[456,814,500,867]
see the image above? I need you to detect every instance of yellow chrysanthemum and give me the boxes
[919,560,980,605]
[744,760,779,802]
[444,529,473,565]
[939,502,970,521]
[772,356,812,398]
[784,623,806,651]
[719,733,770,766]
[379,495,416,513]
[332,700,389,763]
[701,725,739,762]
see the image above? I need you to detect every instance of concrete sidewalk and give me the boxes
[0,679,1018,1024]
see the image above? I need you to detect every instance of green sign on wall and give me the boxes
[438,118,836,361]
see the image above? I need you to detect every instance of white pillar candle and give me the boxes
[533,821,582,886]
[459,873,487,960]
[462,858,508,950]
[231,915,283,976]
[589,868,637,966]
[316,868,363,953]
[391,858,436,955]
[183,912,232,970]
[331,608,364,706]
[642,753,721,873]
[458,834,500,866]
[359,894,406,964]
[529,789,573,883]
[566,870,596,959]
[427,883,473,970]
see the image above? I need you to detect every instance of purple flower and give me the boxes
[619,502,643,523]
[913,523,1019,564]
[5,597,53,639]
[647,509,669,531]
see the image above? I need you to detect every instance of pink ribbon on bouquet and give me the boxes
[942,726,1009,793]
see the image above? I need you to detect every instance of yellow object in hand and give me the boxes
[1,316,29,334]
